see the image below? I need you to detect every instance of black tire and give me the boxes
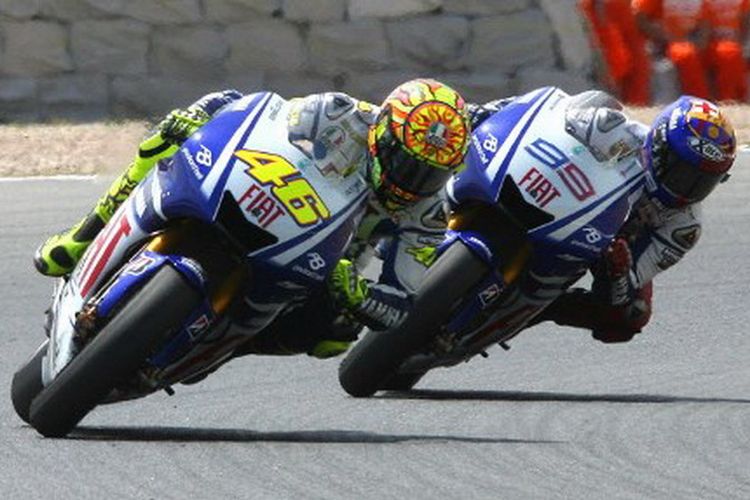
[339,242,489,397]
[29,265,202,438]
[379,371,426,392]
[11,341,48,424]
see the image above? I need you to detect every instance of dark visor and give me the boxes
[375,133,453,197]
[659,152,725,203]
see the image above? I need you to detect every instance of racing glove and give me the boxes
[590,238,651,343]
[135,89,243,170]
[101,90,243,222]
[466,97,516,129]
[327,259,411,331]
[604,237,634,306]
[155,89,243,146]
[157,107,211,146]
[121,107,210,188]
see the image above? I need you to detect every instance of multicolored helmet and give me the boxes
[368,78,470,210]
[643,96,736,207]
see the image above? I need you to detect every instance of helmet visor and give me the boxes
[659,152,725,204]
[375,133,453,198]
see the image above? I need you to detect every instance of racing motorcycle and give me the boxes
[339,87,646,397]
[11,92,370,437]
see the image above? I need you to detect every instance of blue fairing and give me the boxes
[150,92,272,225]
[439,229,496,266]
[447,86,644,263]
[538,174,642,260]
[96,251,208,319]
[450,87,557,207]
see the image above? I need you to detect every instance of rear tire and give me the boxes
[11,341,48,424]
[29,265,202,438]
[339,242,488,397]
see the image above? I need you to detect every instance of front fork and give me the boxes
[144,221,247,315]
[75,221,249,383]
[431,204,534,356]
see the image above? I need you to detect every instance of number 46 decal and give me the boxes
[235,149,331,226]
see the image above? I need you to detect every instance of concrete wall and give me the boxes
[0,0,594,121]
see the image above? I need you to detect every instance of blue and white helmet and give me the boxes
[642,96,736,207]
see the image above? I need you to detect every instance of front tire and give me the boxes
[338,242,489,397]
[379,371,426,392]
[29,265,202,438]
[11,341,48,424]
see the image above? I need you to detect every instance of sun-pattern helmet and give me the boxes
[643,96,736,207]
[368,78,470,210]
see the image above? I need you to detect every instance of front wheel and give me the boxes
[11,341,48,424]
[29,265,202,438]
[338,242,489,397]
[379,371,426,392]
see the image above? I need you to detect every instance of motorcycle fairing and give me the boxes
[93,250,217,371]
[168,92,370,287]
[439,229,496,265]
[448,87,645,264]
[420,87,647,362]
[95,251,207,319]
[45,91,370,384]
[450,87,558,207]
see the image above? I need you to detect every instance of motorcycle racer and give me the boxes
[468,91,736,343]
[33,79,471,359]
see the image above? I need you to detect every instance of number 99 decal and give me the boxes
[235,149,331,226]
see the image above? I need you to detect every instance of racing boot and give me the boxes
[33,211,106,277]
[32,110,201,276]
[33,92,240,277]
[32,153,166,277]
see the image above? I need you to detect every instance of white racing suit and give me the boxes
[468,90,703,342]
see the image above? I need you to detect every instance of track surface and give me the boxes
[1,170,749,499]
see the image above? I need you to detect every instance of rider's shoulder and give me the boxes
[321,92,379,123]
[654,200,704,250]
[564,90,646,163]
[291,92,378,122]
[672,200,703,226]
[638,194,703,232]
[288,92,379,140]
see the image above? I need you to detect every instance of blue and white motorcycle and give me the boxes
[12,92,370,437]
[339,87,646,397]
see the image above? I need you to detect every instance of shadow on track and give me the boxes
[67,426,561,444]
[381,389,750,404]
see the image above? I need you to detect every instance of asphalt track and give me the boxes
[1,165,749,499]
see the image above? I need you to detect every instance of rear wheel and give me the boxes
[339,242,489,397]
[11,341,48,424]
[29,265,202,438]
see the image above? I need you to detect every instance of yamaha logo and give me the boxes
[307,252,326,271]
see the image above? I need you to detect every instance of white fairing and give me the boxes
[201,94,369,263]
[498,89,645,246]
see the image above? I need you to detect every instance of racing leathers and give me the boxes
[468,90,704,343]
